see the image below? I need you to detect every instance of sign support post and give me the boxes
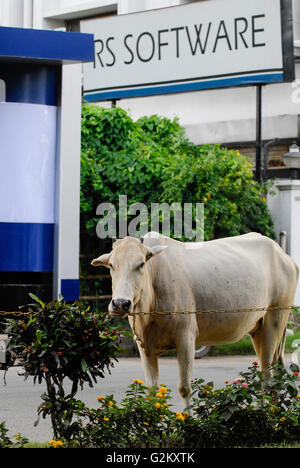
[255,85,263,183]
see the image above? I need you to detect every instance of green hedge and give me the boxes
[2,362,300,448]
[80,104,275,252]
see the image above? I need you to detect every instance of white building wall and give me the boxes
[1,0,300,301]
[0,0,24,27]
[2,0,299,145]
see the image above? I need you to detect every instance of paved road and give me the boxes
[0,354,293,443]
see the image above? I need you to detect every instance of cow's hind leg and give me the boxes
[251,307,290,382]
[136,342,159,390]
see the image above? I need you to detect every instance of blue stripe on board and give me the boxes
[2,63,59,106]
[0,223,54,272]
[84,73,284,102]
[61,279,80,301]
[0,26,94,63]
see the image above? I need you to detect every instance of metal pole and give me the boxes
[263,138,280,181]
[255,85,263,183]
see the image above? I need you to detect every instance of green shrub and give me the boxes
[64,362,300,448]
[73,362,300,448]
[75,381,184,448]
[1,363,300,448]
[5,295,120,440]
[80,105,275,249]
[189,362,300,447]
[0,422,28,448]
[161,144,275,240]
[80,106,173,251]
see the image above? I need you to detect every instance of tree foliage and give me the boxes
[80,104,274,250]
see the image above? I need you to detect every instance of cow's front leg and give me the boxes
[136,342,159,391]
[176,332,195,411]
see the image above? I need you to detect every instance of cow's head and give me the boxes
[91,237,167,317]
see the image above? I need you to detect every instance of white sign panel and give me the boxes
[81,0,294,101]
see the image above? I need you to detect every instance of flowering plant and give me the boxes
[76,380,185,448]
[188,362,300,447]
[5,295,120,440]
[0,422,28,448]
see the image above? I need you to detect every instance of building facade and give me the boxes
[1,1,299,154]
[1,0,300,302]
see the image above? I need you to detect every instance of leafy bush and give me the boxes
[80,106,172,251]
[75,381,185,448]
[1,363,300,448]
[161,145,275,240]
[0,422,28,448]
[5,295,120,439]
[80,105,275,249]
[188,362,300,447]
[73,362,300,449]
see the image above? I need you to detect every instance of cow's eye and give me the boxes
[109,263,114,270]
[138,262,145,269]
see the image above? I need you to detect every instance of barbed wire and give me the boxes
[125,305,300,317]
[0,304,299,318]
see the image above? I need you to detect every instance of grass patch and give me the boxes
[24,442,49,449]
[210,330,300,356]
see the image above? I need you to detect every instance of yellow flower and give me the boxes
[143,422,149,426]
[49,440,63,448]
[160,386,167,394]
[103,417,109,422]
[108,401,114,407]
[297,395,300,399]
[176,412,185,421]
[14,433,21,440]
[97,396,104,402]
[280,417,286,422]
[156,392,164,398]
[133,379,144,385]
[154,402,161,408]
[184,412,189,419]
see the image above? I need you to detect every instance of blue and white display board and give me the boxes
[0,27,94,305]
[0,103,56,272]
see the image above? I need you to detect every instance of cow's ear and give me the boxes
[146,245,168,261]
[91,253,110,268]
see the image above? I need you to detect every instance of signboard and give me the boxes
[81,0,294,102]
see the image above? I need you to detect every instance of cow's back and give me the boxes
[144,232,298,311]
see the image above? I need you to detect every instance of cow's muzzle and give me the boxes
[109,298,132,317]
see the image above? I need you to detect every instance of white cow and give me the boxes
[92,232,299,408]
